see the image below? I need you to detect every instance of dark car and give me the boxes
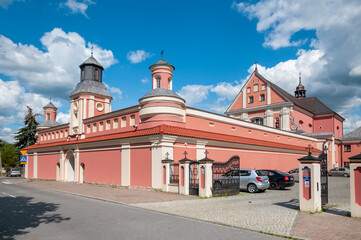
[260,170,295,190]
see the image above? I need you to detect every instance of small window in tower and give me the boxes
[47,113,50,121]
[157,78,161,88]
[130,115,135,126]
[95,68,99,80]
[96,102,104,112]
[113,118,118,129]
[254,84,259,92]
[247,87,251,93]
[121,116,126,127]
[81,69,85,80]
[168,77,172,90]
[259,94,265,102]
[106,120,110,130]
[248,96,254,104]
[261,84,266,91]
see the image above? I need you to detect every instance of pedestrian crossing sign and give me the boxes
[20,155,27,164]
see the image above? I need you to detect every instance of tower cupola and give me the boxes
[38,100,59,130]
[295,73,306,99]
[149,52,175,90]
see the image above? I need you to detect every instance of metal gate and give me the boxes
[189,161,199,195]
[212,156,240,196]
[169,163,179,184]
[319,151,328,205]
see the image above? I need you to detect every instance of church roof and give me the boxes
[38,120,60,128]
[139,88,185,102]
[43,102,57,110]
[79,56,103,69]
[70,80,111,97]
[254,71,343,119]
[339,126,361,141]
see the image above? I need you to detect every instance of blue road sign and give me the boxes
[20,156,27,163]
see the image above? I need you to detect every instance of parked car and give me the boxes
[287,168,299,182]
[5,168,21,177]
[214,169,270,193]
[260,170,295,190]
[328,167,350,177]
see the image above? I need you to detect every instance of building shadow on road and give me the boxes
[0,196,70,240]
[274,198,299,210]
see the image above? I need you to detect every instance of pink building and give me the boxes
[25,56,343,190]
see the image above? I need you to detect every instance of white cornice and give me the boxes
[83,105,139,124]
[226,102,293,115]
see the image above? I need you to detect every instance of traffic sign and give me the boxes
[20,150,27,156]
[20,155,27,163]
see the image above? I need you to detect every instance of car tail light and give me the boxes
[285,176,289,181]
[256,177,263,182]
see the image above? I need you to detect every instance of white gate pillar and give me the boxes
[349,154,361,218]
[161,158,173,192]
[198,158,213,198]
[179,158,191,195]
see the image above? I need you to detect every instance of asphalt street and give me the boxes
[0,180,281,240]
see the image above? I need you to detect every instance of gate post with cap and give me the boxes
[349,154,361,218]
[198,157,213,197]
[179,158,191,195]
[298,150,322,212]
[161,157,173,192]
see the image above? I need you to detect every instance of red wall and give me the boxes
[37,154,59,179]
[174,143,197,162]
[79,150,121,185]
[28,155,33,178]
[130,147,152,187]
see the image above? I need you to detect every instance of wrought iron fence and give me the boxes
[212,155,240,196]
[169,163,179,184]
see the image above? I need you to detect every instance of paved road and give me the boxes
[0,181,281,240]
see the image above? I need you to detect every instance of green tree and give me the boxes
[0,140,19,167]
[14,106,40,149]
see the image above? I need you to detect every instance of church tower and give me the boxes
[38,101,59,130]
[69,54,112,136]
[294,73,306,99]
[138,54,186,127]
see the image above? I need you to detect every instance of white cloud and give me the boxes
[61,0,95,18]
[0,0,22,9]
[104,83,122,100]
[126,50,152,64]
[233,0,361,133]
[177,85,213,106]
[141,77,149,84]
[211,82,242,101]
[56,111,70,124]
[0,28,117,99]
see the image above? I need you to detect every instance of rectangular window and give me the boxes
[130,115,135,126]
[47,113,50,120]
[113,118,118,129]
[254,84,259,92]
[248,96,254,104]
[247,87,251,93]
[261,84,266,91]
[60,131,63,138]
[99,122,104,131]
[260,94,265,102]
[344,145,351,152]
[121,117,126,127]
[106,120,111,130]
[87,125,91,133]
[93,123,97,132]
[209,122,214,127]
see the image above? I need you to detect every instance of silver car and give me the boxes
[328,167,350,177]
[216,169,270,193]
[6,168,21,177]
[287,168,300,182]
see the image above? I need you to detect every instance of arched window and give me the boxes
[95,68,99,80]
[47,113,50,120]
[155,75,161,88]
[168,77,172,90]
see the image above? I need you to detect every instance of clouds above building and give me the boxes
[61,0,95,18]
[126,50,152,64]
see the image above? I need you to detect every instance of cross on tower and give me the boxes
[306,144,313,155]
[165,152,170,160]
[91,46,94,57]
[161,50,164,59]
[183,151,188,159]
[255,61,258,71]
[204,150,209,158]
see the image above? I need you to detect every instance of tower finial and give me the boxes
[255,61,258,71]
[50,98,52,102]
[91,45,93,57]
[299,72,302,85]
[161,50,164,59]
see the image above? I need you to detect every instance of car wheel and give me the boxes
[343,173,349,177]
[270,182,279,190]
[214,181,222,190]
[247,183,258,193]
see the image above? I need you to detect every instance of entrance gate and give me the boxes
[189,161,199,195]
[319,150,328,205]
[212,156,240,196]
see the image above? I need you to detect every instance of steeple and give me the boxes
[295,73,306,99]
[38,100,59,129]
[149,51,175,90]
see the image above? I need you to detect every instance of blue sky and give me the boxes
[1,0,361,142]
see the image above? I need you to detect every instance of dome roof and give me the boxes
[38,120,60,128]
[139,88,185,102]
[79,56,103,69]
[70,80,111,98]
[149,59,175,70]
[43,102,57,110]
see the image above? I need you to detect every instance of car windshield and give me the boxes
[274,170,287,176]
[255,170,266,176]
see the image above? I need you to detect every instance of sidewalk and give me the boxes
[13,179,361,239]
